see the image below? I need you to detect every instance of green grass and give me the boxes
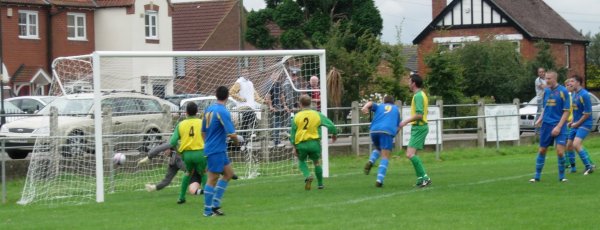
[2,137,600,229]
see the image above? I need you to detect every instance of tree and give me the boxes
[245,0,383,50]
[424,47,464,105]
[456,41,530,103]
[586,32,600,66]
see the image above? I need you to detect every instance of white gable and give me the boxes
[437,0,508,26]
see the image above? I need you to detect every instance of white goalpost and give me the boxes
[18,50,328,205]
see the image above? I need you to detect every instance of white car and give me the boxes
[0,92,173,159]
[519,94,600,133]
[6,96,56,114]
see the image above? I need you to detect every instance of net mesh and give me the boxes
[19,51,324,205]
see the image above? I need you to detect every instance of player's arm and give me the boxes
[254,90,265,104]
[574,93,592,128]
[319,113,338,142]
[554,90,570,131]
[229,82,245,102]
[169,123,181,148]
[361,101,373,114]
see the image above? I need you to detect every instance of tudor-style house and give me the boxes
[413,0,588,81]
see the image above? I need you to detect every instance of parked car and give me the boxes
[179,96,262,127]
[164,94,204,106]
[0,102,28,126]
[6,96,57,114]
[519,94,600,133]
[0,92,172,159]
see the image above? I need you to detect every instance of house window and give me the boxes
[439,43,464,51]
[18,11,39,38]
[145,11,158,39]
[67,13,86,40]
[511,41,520,53]
[174,57,186,78]
[565,43,571,69]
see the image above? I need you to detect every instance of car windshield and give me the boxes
[38,98,94,115]
[528,96,538,104]
[1,101,25,114]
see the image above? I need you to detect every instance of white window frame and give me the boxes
[174,57,186,78]
[67,13,87,40]
[494,34,523,53]
[18,10,39,39]
[145,11,158,39]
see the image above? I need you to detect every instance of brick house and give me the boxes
[1,0,96,96]
[171,0,261,95]
[413,0,588,80]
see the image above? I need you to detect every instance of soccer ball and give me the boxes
[113,153,126,165]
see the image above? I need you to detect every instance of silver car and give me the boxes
[0,92,172,159]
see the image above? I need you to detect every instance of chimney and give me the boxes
[432,0,449,19]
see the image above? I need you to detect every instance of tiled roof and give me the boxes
[95,0,134,7]
[51,0,96,7]
[1,0,49,5]
[172,0,238,51]
[491,0,587,42]
[12,66,41,83]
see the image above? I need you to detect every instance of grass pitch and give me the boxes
[2,137,600,229]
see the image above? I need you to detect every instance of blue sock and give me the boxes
[204,185,215,215]
[212,179,229,208]
[558,156,566,180]
[534,153,546,180]
[578,148,592,168]
[376,159,388,183]
[369,150,380,163]
[566,150,576,166]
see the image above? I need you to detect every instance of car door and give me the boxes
[110,97,142,150]
[589,94,600,131]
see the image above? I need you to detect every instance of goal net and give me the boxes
[19,50,327,205]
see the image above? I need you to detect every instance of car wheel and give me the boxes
[6,150,29,159]
[62,130,87,157]
[141,129,162,153]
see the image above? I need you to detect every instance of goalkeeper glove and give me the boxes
[137,156,150,166]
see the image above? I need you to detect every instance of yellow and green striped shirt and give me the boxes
[411,90,428,126]
[290,109,337,145]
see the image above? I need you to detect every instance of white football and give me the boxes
[113,153,126,165]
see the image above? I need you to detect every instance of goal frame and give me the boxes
[90,50,328,203]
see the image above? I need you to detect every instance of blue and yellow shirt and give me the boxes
[370,103,401,136]
[542,85,570,125]
[202,103,236,155]
[572,88,593,128]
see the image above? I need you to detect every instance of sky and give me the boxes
[243,0,600,44]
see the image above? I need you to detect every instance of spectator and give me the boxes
[534,67,547,133]
[266,73,286,148]
[229,68,264,140]
[282,69,300,128]
[308,75,321,110]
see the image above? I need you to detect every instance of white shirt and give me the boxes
[235,77,258,109]
[535,77,546,98]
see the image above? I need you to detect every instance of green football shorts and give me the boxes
[296,140,321,162]
[408,125,429,150]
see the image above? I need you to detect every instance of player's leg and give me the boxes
[555,125,568,182]
[364,133,381,175]
[566,135,576,172]
[178,152,198,204]
[154,164,180,191]
[296,142,314,190]
[573,127,595,175]
[306,140,323,189]
[407,125,430,187]
[212,154,232,215]
[188,170,203,195]
[204,153,224,217]
[375,134,393,187]
[531,124,552,182]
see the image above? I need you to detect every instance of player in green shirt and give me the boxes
[290,95,337,190]
[399,74,432,188]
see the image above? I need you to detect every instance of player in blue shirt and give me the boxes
[530,71,571,183]
[361,95,401,187]
[565,75,595,175]
[201,86,238,217]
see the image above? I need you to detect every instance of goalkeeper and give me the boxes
[140,143,207,195]
[290,95,337,190]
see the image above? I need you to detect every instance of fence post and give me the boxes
[477,99,485,148]
[436,99,444,156]
[395,100,403,150]
[261,105,269,163]
[103,107,115,192]
[513,98,521,146]
[351,101,359,156]
[2,139,5,204]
